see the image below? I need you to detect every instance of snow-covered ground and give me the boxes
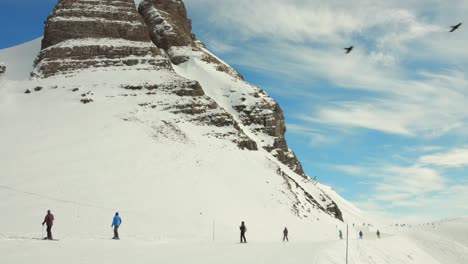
[1,219,467,264]
[2,38,468,264]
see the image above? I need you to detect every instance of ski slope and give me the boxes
[2,220,467,264]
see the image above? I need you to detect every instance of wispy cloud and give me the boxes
[287,124,337,146]
[404,145,444,153]
[419,147,468,167]
[327,146,467,222]
[202,37,237,54]
[332,164,372,177]
[376,165,446,198]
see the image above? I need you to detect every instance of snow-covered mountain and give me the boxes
[0,0,362,243]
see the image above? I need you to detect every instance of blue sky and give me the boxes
[1,0,467,223]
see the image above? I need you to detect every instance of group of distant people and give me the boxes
[42,210,382,242]
[40,212,288,243]
[338,229,381,240]
[41,210,122,240]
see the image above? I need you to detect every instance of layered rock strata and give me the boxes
[31,0,257,151]
[32,0,170,77]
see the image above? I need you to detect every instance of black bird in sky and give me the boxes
[449,23,462,32]
[344,46,353,54]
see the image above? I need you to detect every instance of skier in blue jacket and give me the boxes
[111,212,122,239]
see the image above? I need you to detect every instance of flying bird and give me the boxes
[344,46,353,54]
[449,23,462,32]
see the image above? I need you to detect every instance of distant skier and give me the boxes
[239,221,247,243]
[339,229,343,240]
[41,210,54,240]
[376,230,381,238]
[359,230,363,239]
[283,227,289,242]
[111,212,122,239]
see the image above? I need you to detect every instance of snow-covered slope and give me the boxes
[0,38,41,80]
[0,32,345,244]
[402,217,468,264]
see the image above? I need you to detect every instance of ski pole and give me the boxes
[41,225,44,239]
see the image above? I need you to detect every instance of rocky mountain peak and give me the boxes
[32,0,170,78]
[138,0,195,50]
[23,0,341,220]
[41,0,151,49]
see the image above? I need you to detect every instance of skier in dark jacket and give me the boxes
[283,227,289,242]
[376,230,381,238]
[240,221,247,243]
[359,230,363,239]
[111,212,122,239]
[339,229,343,240]
[42,210,54,240]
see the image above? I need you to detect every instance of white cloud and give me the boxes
[203,37,236,54]
[404,146,444,153]
[286,124,337,146]
[419,147,468,167]
[376,165,446,197]
[187,0,367,43]
[332,164,371,177]
[328,144,468,221]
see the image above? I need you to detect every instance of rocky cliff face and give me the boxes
[139,0,306,177]
[138,0,194,50]
[32,0,170,78]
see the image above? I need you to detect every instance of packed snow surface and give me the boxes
[1,219,468,264]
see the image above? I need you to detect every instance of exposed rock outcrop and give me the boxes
[138,0,194,50]
[139,0,305,177]
[32,0,170,77]
[233,91,305,176]
[139,0,244,79]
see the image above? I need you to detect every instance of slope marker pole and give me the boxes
[346,224,349,264]
[212,220,215,242]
